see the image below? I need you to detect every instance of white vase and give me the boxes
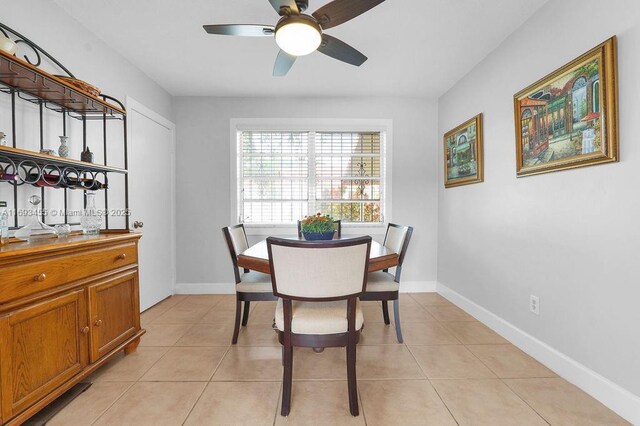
[0,35,16,55]
[58,136,69,157]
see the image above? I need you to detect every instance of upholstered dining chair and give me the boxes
[267,236,371,417]
[222,224,277,344]
[296,219,342,239]
[361,223,413,343]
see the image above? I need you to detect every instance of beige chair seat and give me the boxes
[275,298,364,335]
[236,271,273,292]
[366,271,399,292]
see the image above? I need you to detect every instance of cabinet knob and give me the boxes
[81,326,90,334]
[116,253,127,260]
[133,221,144,229]
[94,319,103,327]
[34,273,46,282]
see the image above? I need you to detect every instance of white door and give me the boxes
[127,97,175,311]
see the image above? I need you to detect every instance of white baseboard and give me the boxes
[437,281,640,425]
[175,280,436,295]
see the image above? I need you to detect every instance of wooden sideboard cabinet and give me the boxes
[0,232,144,425]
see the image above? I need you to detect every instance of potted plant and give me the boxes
[300,213,336,240]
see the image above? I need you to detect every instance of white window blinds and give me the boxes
[239,130,385,224]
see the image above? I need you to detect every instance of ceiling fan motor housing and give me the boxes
[295,0,309,12]
[275,14,321,34]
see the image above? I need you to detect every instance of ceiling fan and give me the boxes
[203,0,385,76]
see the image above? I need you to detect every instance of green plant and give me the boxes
[300,213,336,233]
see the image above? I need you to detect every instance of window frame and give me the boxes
[230,118,393,236]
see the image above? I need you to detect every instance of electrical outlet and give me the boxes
[530,295,540,315]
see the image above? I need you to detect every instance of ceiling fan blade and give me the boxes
[273,50,297,76]
[203,24,275,37]
[268,0,300,15]
[312,0,385,29]
[316,34,367,66]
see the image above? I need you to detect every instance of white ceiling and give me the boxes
[53,0,549,98]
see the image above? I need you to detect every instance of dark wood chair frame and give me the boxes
[222,224,278,344]
[360,223,414,343]
[267,236,372,417]
[296,219,342,239]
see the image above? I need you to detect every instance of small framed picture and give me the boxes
[514,37,618,176]
[443,113,484,188]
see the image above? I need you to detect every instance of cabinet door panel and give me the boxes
[0,290,87,420]
[88,271,139,362]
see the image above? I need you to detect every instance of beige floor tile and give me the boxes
[293,347,347,380]
[93,381,206,426]
[443,321,508,344]
[185,381,281,425]
[357,345,424,379]
[90,346,170,382]
[362,305,389,323]
[274,381,365,425]
[140,311,160,327]
[401,322,461,345]
[236,323,281,346]
[359,322,401,345]
[145,295,186,312]
[396,302,438,322]
[425,305,476,321]
[247,301,278,324]
[152,303,212,324]
[409,345,496,379]
[505,378,630,425]
[176,294,225,307]
[398,293,422,307]
[139,323,192,346]
[431,379,547,425]
[48,382,133,426]
[410,292,454,307]
[139,296,183,324]
[176,322,235,346]
[215,294,244,311]
[212,346,283,381]
[140,346,227,381]
[467,344,557,378]
[359,379,457,426]
[200,305,237,323]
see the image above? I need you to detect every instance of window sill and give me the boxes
[243,223,387,237]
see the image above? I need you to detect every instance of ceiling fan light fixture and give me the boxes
[275,16,322,56]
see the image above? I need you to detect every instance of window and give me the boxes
[234,121,389,226]
[592,80,600,112]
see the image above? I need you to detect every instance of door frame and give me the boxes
[125,96,177,300]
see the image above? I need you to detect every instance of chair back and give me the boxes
[222,224,249,283]
[267,236,371,300]
[297,219,342,239]
[383,224,413,280]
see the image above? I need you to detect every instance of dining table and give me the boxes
[237,237,399,275]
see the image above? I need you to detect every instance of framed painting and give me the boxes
[444,113,484,188]
[514,37,618,177]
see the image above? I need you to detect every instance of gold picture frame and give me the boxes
[514,37,618,177]
[444,113,484,188]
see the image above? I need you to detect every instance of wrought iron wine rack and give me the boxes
[0,22,129,230]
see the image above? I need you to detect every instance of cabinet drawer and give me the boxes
[0,242,137,304]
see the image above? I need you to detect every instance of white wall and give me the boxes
[174,97,438,288]
[438,0,640,404]
[0,0,172,227]
[3,0,172,119]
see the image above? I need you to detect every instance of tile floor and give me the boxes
[47,293,628,425]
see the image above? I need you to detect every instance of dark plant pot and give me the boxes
[302,231,335,241]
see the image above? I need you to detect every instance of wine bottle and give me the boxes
[0,167,18,182]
